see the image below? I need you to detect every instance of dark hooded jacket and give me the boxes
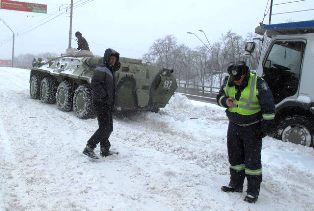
[90,48,120,109]
[77,36,90,51]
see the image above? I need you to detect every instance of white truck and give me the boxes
[245,20,314,147]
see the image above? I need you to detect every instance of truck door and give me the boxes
[262,40,306,104]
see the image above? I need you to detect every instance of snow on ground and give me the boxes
[0,67,314,211]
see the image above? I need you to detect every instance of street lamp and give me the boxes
[68,0,74,49]
[187,31,210,51]
[187,30,214,95]
[0,18,15,67]
[198,29,215,95]
[198,29,211,48]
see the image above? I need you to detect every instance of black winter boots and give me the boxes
[83,145,99,159]
[221,186,243,193]
[244,194,258,203]
[221,186,258,203]
[100,147,118,157]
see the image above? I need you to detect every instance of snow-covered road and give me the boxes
[0,67,314,211]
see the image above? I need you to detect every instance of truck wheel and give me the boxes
[40,77,57,104]
[30,75,40,99]
[56,81,73,112]
[73,85,95,119]
[276,115,313,147]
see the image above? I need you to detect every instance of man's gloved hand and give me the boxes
[261,119,275,137]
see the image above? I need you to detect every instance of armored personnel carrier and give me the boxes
[29,50,177,119]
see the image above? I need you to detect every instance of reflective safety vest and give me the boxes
[224,73,261,115]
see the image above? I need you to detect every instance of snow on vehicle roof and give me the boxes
[297,95,311,104]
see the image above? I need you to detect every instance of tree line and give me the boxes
[14,52,58,68]
[143,31,261,89]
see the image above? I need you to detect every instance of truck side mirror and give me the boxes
[245,42,256,54]
[265,60,272,69]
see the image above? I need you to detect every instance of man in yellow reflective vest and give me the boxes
[216,61,275,203]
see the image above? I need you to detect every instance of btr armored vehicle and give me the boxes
[30,50,177,119]
[246,20,314,147]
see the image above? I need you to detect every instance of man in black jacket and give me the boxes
[75,31,90,51]
[216,61,275,203]
[83,48,120,159]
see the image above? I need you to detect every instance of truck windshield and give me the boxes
[263,40,305,104]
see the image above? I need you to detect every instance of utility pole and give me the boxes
[0,18,15,67]
[269,0,274,24]
[68,0,74,49]
[12,33,15,67]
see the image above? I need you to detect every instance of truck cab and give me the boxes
[251,20,314,147]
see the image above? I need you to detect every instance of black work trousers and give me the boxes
[87,105,113,151]
[227,122,262,197]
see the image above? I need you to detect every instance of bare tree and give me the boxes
[143,30,254,95]
[143,35,178,69]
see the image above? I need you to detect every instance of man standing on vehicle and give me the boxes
[216,61,275,203]
[83,48,120,159]
[75,31,90,51]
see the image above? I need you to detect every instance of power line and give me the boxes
[14,0,95,37]
[19,0,84,32]
[74,0,95,9]
[272,8,314,15]
[261,0,271,23]
[17,11,68,36]
[0,0,96,47]
[18,4,71,31]
[268,0,308,24]
[273,0,305,6]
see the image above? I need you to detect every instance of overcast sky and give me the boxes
[0,0,314,60]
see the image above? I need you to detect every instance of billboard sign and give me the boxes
[0,0,47,13]
[0,60,12,66]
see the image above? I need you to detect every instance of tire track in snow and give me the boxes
[115,114,229,172]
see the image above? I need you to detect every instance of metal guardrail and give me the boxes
[177,84,218,96]
[177,92,217,103]
[176,83,219,103]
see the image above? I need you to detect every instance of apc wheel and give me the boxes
[56,81,73,112]
[73,85,95,119]
[276,115,313,147]
[150,107,160,113]
[40,77,57,104]
[30,75,40,99]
